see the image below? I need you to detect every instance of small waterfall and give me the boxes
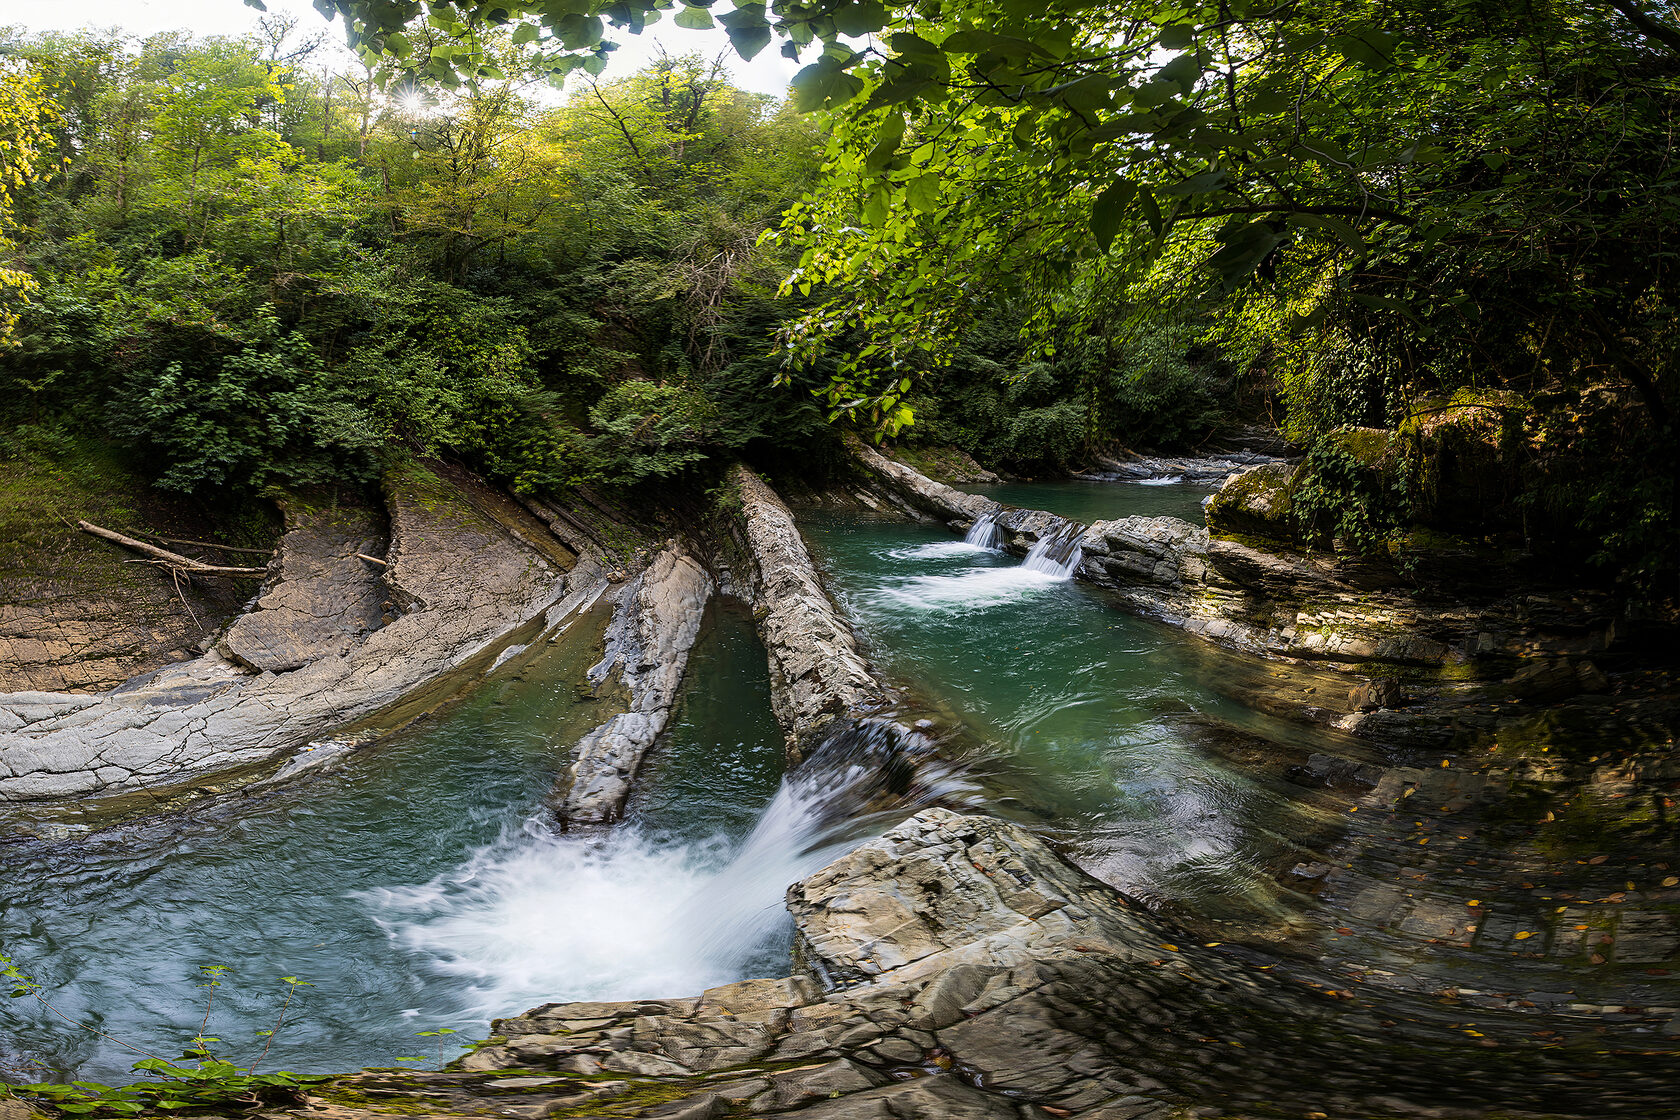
[963,510,1004,550]
[379,720,976,1015]
[1021,524,1085,577]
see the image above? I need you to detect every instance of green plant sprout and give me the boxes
[0,952,331,1116]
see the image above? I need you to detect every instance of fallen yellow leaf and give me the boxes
[1514,931,1534,940]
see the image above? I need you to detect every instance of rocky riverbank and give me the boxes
[0,461,607,820]
[285,805,1678,1120]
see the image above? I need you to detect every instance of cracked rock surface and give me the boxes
[555,542,714,827]
[217,506,387,673]
[0,462,569,807]
[732,464,883,748]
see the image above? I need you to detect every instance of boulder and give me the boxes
[1204,460,1301,542]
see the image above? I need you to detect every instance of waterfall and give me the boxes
[963,510,1004,550]
[378,720,976,1017]
[1021,524,1084,577]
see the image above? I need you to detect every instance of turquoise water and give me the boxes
[2,483,1313,1088]
[0,606,789,1084]
[958,478,1212,525]
[801,512,1334,926]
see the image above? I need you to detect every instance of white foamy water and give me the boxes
[873,565,1064,610]
[364,822,769,1016]
[1136,475,1185,486]
[886,539,995,561]
[363,751,884,1023]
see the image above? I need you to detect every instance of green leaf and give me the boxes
[674,5,714,30]
[512,23,539,44]
[1205,221,1285,289]
[1157,23,1194,50]
[1138,188,1164,237]
[1332,29,1400,69]
[865,112,906,172]
[790,59,865,112]
[1288,212,1366,256]
[1159,169,1226,196]
[385,31,413,57]
[1156,53,1202,93]
[1091,178,1137,251]
[906,173,940,213]
[726,23,772,58]
[832,0,886,36]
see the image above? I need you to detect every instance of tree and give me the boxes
[0,58,56,347]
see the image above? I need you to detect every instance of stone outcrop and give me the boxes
[554,543,714,827]
[299,807,1678,1120]
[847,435,1000,526]
[732,464,884,747]
[849,438,1633,698]
[218,506,387,673]
[0,462,585,810]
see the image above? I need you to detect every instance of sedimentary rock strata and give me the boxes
[556,543,714,827]
[732,464,884,747]
[0,463,576,807]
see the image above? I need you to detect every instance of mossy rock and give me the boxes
[1325,425,1398,467]
[1206,461,1302,543]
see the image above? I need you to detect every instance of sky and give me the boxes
[2,0,808,96]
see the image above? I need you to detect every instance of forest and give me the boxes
[1,0,1676,592]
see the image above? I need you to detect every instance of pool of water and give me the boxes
[802,511,1337,928]
[0,605,791,1083]
[2,480,1309,1088]
[957,478,1212,525]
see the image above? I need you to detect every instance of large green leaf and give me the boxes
[791,58,865,112]
[1091,178,1137,251]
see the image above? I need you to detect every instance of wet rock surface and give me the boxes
[0,461,574,810]
[732,464,884,747]
[555,543,714,827]
[295,806,1679,1120]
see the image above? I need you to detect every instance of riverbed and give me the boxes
[0,479,1465,1084]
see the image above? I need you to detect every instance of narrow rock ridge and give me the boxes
[731,464,886,750]
[554,542,714,828]
[326,809,1674,1120]
[0,462,583,810]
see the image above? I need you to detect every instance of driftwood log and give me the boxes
[78,521,269,578]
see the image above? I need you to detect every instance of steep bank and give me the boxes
[0,461,602,815]
[0,446,279,694]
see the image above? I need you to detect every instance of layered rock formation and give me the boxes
[555,544,714,827]
[296,808,1678,1120]
[732,464,885,749]
[0,462,593,811]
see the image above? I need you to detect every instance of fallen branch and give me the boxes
[355,551,388,567]
[139,533,274,556]
[80,521,268,578]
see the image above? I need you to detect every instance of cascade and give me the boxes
[963,510,1005,550]
[384,720,975,1018]
[1020,523,1085,577]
